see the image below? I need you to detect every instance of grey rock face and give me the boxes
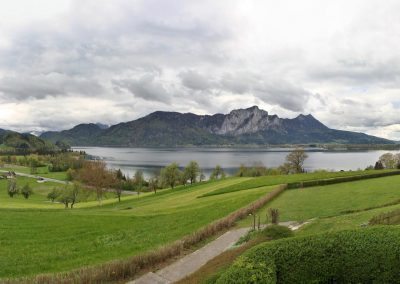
[214,106,281,136]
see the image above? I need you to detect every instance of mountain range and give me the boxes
[40,106,394,147]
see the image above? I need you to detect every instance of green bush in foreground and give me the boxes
[217,227,400,283]
[262,225,293,240]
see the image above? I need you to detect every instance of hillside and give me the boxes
[41,106,394,146]
[0,129,62,153]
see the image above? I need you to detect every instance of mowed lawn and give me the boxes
[266,175,400,222]
[202,169,398,197]
[0,177,278,278]
[297,203,400,236]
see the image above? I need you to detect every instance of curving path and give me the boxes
[131,221,304,284]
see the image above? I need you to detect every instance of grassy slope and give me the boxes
[0,177,279,278]
[237,175,400,226]
[297,204,400,236]
[202,170,396,197]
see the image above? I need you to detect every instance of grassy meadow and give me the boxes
[1,167,400,281]
[0,176,276,278]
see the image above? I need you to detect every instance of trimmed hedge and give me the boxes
[217,227,400,283]
[286,170,400,189]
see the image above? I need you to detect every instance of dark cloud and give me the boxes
[113,74,171,103]
[179,70,213,91]
[253,81,311,112]
[0,73,104,101]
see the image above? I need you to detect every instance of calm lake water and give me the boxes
[73,147,399,179]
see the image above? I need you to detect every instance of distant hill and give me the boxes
[40,106,394,147]
[0,129,64,153]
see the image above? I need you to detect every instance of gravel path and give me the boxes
[131,221,306,284]
[131,228,250,284]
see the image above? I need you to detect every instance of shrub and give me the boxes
[262,225,293,240]
[216,256,276,284]
[21,183,33,199]
[217,227,400,283]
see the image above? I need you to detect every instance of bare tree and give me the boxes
[148,176,158,194]
[78,161,116,205]
[285,148,308,173]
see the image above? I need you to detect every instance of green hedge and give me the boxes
[286,170,400,189]
[216,227,400,283]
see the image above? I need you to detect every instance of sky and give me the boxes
[0,0,400,140]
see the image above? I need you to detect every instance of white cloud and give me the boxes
[0,0,399,140]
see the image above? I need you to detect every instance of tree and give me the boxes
[7,179,18,198]
[285,148,308,174]
[77,161,117,205]
[374,161,384,170]
[69,183,81,208]
[115,168,126,181]
[161,163,181,189]
[199,171,206,182]
[66,168,76,181]
[278,162,292,175]
[58,186,72,208]
[56,184,86,209]
[379,153,397,169]
[47,187,60,202]
[148,176,159,194]
[237,164,248,177]
[184,161,200,185]
[21,183,33,199]
[134,170,144,194]
[379,153,400,169]
[210,165,225,180]
[115,182,123,202]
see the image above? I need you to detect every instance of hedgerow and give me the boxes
[216,227,400,283]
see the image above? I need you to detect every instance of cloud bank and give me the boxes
[0,0,399,140]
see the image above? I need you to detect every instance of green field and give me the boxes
[201,169,397,197]
[0,176,278,278]
[2,168,400,281]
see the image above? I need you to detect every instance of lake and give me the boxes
[73,147,399,178]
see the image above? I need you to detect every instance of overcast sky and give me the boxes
[0,0,400,139]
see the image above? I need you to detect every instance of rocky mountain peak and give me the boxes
[216,106,272,135]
